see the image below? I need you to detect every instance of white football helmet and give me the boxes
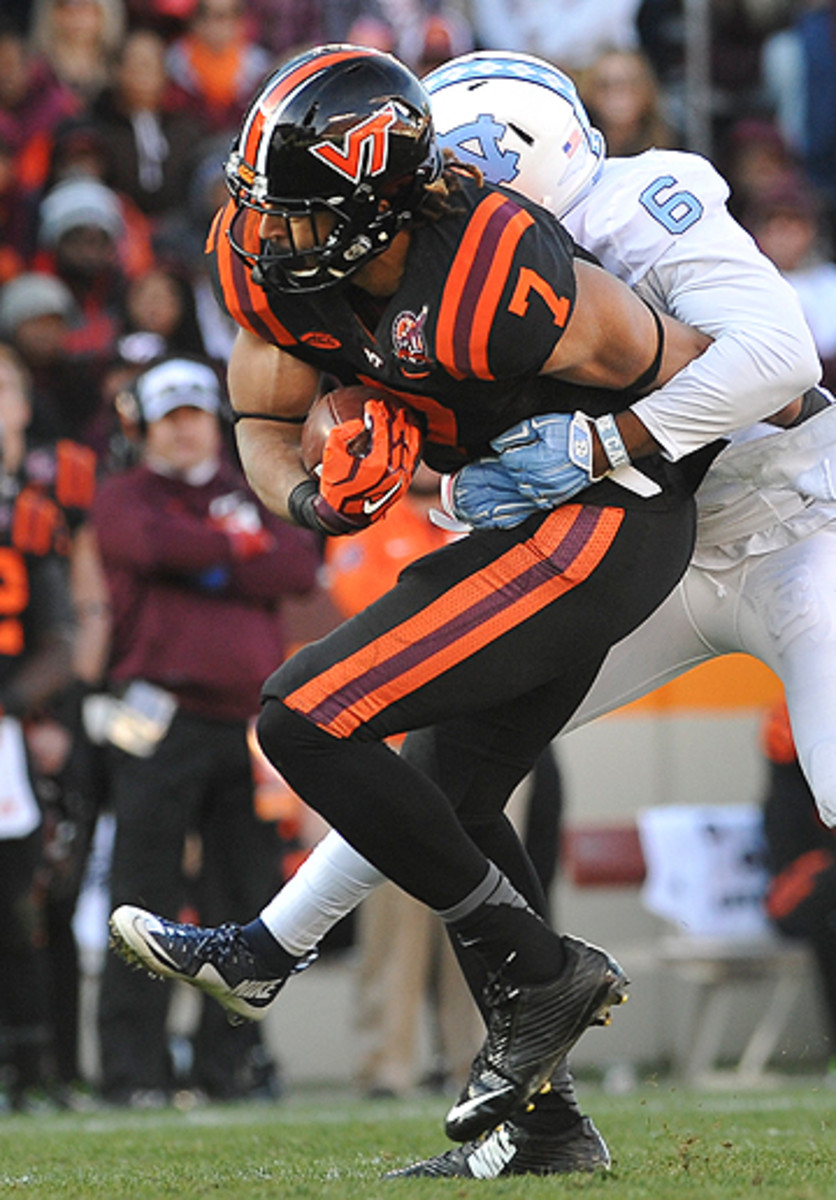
[424,51,605,219]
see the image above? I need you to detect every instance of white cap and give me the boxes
[39,177,125,247]
[0,272,76,333]
[135,359,220,424]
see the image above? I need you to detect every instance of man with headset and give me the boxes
[94,356,320,1106]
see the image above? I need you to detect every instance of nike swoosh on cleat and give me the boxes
[446,1085,514,1127]
[125,917,181,973]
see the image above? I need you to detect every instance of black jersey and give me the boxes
[209,176,633,470]
[208,173,694,503]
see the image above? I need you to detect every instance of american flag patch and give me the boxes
[563,129,582,157]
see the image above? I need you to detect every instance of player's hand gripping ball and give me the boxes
[301,385,423,529]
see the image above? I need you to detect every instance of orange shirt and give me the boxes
[325,498,454,619]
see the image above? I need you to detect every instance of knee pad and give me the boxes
[256,697,339,777]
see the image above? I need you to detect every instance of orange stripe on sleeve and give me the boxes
[241,257,298,349]
[437,192,509,379]
[214,203,259,337]
[213,202,297,347]
[205,206,224,256]
[469,207,533,380]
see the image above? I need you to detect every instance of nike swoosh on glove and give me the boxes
[449,458,544,529]
[319,397,422,531]
[491,412,597,507]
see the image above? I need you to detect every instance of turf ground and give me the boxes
[1,1081,835,1200]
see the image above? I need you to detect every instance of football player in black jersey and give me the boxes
[0,348,76,1107]
[110,44,713,1150]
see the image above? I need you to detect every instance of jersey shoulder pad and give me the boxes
[433,188,576,381]
[206,200,298,349]
[565,150,731,287]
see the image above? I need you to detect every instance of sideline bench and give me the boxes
[562,822,810,1085]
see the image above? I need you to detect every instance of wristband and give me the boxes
[288,479,327,532]
[594,413,631,471]
[287,479,361,536]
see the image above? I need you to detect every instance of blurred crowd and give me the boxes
[1,0,835,1112]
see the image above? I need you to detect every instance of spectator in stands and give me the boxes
[91,29,206,250]
[246,0,322,61]
[93,355,320,1107]
[38,116,155,281]
[165,0,272,136]
[122,0,195,41]
[741,174,836,390]
[0,341,105,1105]
[0,343,76,1109]
[762,698,836,1078]
[35,176,132,372]
[720,116,800,223]
[0,271,104,446]
[470,0,642,72]
[341,14,395,56]
[0,21,80,196]
[175,133,239,361]
[403,12,474,77]
[0,133,35,282]
[580,47,677,157]
[28,0,126,109]
[639,0,793,153]
[122,262,210,361]
[761,0,836,234]
[87,329,167,470]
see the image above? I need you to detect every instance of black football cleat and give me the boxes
[109,905,313,1024]
[385,1115,610,1178]
[444,935,629,1143]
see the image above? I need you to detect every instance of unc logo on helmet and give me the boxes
[433,113,521,187]
[223,45,443,294]
[425,50,605,219]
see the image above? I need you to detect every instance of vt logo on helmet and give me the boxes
[310,104,399,184]
[224,44,442,294]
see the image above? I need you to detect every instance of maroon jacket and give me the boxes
[93,461,320,722]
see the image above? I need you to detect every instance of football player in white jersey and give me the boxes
[427,51,836,824]
[109,52,831,1177]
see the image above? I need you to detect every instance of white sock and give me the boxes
[258,830,385,957]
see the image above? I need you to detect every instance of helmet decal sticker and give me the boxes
[310,104,399,184]
[437,114,520,185]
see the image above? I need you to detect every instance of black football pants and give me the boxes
[259,497,695,917]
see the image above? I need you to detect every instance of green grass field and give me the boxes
[1,1082,835,1200]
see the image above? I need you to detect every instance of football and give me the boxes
[301,384,417,476]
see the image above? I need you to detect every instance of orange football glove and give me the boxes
[318,398,422,528]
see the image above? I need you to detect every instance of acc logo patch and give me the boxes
[392,306,430,366]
